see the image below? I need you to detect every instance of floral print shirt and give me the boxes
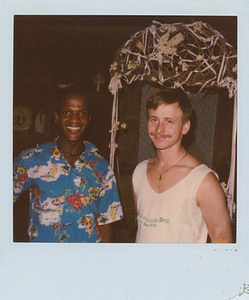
[13,140,123,243]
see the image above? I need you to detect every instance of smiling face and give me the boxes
[54,94,91,145]
[147,103,190,151]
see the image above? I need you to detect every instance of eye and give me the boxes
[149,117,158,123]
[166,119,173,124]
[62,110,71,116]
[79,111,89,117]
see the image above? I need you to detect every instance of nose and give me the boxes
[155,121,165,134]
[70,112,80,123]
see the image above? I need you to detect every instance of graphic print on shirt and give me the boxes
[138,214,170,228]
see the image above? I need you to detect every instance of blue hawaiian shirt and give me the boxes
[13,140,123,243]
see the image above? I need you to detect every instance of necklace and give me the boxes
[153,151,187,181]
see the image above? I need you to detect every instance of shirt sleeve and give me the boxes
[13,153,32,203]
[97,165,123,225]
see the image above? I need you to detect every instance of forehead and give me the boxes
[148,102,183,117]
[59,94,89,109]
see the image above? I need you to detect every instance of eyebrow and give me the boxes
[148,115,174,120]
[61,107,89,111]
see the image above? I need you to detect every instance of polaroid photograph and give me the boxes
[2,1,249,299]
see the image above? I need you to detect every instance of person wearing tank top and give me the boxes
[132,90,233,243]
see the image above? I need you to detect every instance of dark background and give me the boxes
[14,15,236,93]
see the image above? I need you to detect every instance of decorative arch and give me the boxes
[108,20,237,220]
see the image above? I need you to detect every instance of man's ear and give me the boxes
[182,120,190,135]
[88,113,92,122]
[54,111,59,123]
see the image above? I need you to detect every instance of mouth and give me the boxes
[155,136,166,142]
[66,126,82,131]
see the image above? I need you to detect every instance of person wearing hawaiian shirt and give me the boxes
[13,85,123,243]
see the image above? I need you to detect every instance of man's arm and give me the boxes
[196,172,233,243]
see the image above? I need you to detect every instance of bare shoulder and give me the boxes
[199,171,221,189]
[185,153,219,186]
[184,152,202,169]
[196,169,224,206]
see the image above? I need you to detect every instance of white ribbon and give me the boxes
[108,75,123,95]
[108,75,122,168]
[226,91,237,219]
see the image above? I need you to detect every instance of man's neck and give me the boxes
[155,147,186,167]
[56,138,85,155]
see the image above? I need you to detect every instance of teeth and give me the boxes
[67,126,81,130]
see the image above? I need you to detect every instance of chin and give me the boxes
[153,142,171,151]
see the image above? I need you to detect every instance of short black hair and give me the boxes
[146,89,192,123]
[54,85,92,113]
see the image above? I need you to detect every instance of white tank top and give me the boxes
[133,161,217,243]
